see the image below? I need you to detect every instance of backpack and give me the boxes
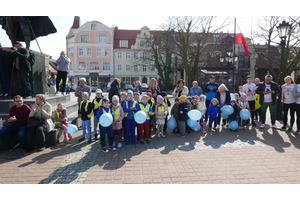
[27,50,35,67]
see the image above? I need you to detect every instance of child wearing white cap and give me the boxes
[92,89,103,140]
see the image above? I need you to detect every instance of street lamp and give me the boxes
[255,65,259,78]
[276,20,291,120]
[220,50,238,92]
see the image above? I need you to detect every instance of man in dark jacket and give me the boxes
[204,75,219,122]
[0,43,10,98]
[10,41,32,98]
[256,74,280,129]
[109,78,120,102]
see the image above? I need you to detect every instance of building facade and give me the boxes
[66,16,114,90]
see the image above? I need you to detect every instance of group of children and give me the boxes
[53,88,252,152]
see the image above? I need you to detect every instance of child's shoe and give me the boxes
[177,133,181,137]
[112,142,115,147]
[293,130,300,135]
[163,130,168,135]
[223,125,228,129]
[146,139,151,143]
[243,126,247,129]
[239,126,243,129]
[202,128,206,133]
[161,133,165,138]
[102,147,109,153]
[117,142,122,148]
[88,138,92,144]
[180,133,186,138]
[109,146,116,151]
[157,133,161,138]
[140,139,145,144]
[78,137,86,143]
[94,134,98,140]
[64,138,70,143]
[208,128,212,132]
[212,127,216,131]
[68,133,73,141]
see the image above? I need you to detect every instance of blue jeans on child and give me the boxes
[100,128,113,147]
[209,118,218,128]
[81,119,92,139]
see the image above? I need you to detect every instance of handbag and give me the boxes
[27,117,44,128]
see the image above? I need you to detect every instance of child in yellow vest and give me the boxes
[161,91,171,135]
[54,103,72,143]
[111,95,124,149]
[92,89,103,140]
[78,92,93,144]
[155,95,167,138]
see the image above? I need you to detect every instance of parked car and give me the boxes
[125,84,134,91]
[91,84,99,92]
[107,82,112,92]
[141,83,148,92]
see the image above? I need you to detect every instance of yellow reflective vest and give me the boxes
[124,101,137,117]
[93,98,103,110]
[112,106,122,124]
[54,111,61,124]
[156,105,166,119]
[79,100,94,118]
[139,103,151,120]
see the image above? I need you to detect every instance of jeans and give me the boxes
[113,129,122,143]
[0,70,10,94]
[56,70,68,93]
[93,116,99,136]
[209,118,218,128]
[100,128,113,147]
[125,118,136,142]
[283,103,295,127]
[81,119,92,139]
[0,123,27,144]
[178,121,186,134]
[260,102,276,125]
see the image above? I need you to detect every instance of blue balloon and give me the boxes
[229,120,238,130]
[188,110,202,121]
[100,113,113,127]
[221,105,234,115]
[187,119,198,129]
[240,109,251,120]
[230,93,235,100]
[193,123,201,131]
[221,112,229,119]
[134,111,147,124]
[67,124,78,135]
[167,116,177,130]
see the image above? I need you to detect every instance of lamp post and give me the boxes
[220,50,238,92]
[276,20,291,120]
[255,65,259,78]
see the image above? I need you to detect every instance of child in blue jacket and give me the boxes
[207,98,220,132]
[97,98,116,153]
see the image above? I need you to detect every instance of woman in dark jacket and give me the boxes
[134,81,142,94]
[108,78,121,102]
[215,84,231,129]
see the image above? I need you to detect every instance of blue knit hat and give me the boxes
[230,99,236,103]
[102,98,110,103]
[127,90,133,96]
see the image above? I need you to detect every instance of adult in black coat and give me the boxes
[215,84,231,128]
[109,78,121,102]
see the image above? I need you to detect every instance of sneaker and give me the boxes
[38,146,46,151]
[281,126,287,130]
[186,132,192,136]
[88,138,92,144]
[54,91,58,95]
[239,126,243,129]
[177,133,181,137]
[212,127,216,131]
[102,147,109,153]
[12,142,20,150]
[260,124,265,129]
[112,142,115,147]
[288,128,292,132]
[146,139,151,143]
[202,128,206,133]
[216,125,220,129]
[223,125,228,130]
[78,137,86,143]
[243,126,247,129]
[161,133,165,138]
[252,122,257,127]
[109,146,116,151]
[180,133,186,138]
[272,124,278,129]
[293,130,300,135]
[94,134,98,140]
[208,128,212,132]
[140,139,145,144]
[163,130,168,135]
[68,133,73,141]
[157,133,161,138]
[64,138,70,143]
[117,142,122,148]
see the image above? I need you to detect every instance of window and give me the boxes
[134,65,139,72]
[97,48,101,57]
[143,65,147,72]
[68,48,73,57]
[91,24,97,30]
[211,51,220,58]
[151,53,154,59]
[80,33,89,43]
[134,52,138,59]
[213,35,219,42]
[79,48,83,56]
[151,65,155,72]
[97,48,109,57]
[105,48,109,57]
[117,52,122,59]
[126,52,130,59]
[126,65,131,71]
[142,53,147,59]
[78,62,86,70]
[69,62,73,71]
[103,62,110,71]
[98,33,107,43]
[117,65,122,71]
[145,41,150,47]
[120,40,128,47]
[67,37,74,44]
[87,48,91,57]
[90,62,99,71]
[140,40,144,47]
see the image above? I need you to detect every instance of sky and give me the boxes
[0,1,298,59]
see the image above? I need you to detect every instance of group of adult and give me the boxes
[170,74,300,134]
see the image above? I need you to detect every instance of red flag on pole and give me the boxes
[236,26,251,56]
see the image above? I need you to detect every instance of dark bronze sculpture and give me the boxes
[0,16,57,49]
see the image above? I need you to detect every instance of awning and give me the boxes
[200,69,228,75]
[49,65,57,74]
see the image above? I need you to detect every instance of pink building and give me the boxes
[66,16,114,91]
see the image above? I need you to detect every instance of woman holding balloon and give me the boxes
[215,84,231,130]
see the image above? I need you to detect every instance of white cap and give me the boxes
[96,89,102,93]
[82,92,89,98]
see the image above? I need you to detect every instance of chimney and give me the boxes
[71,16,81,29]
